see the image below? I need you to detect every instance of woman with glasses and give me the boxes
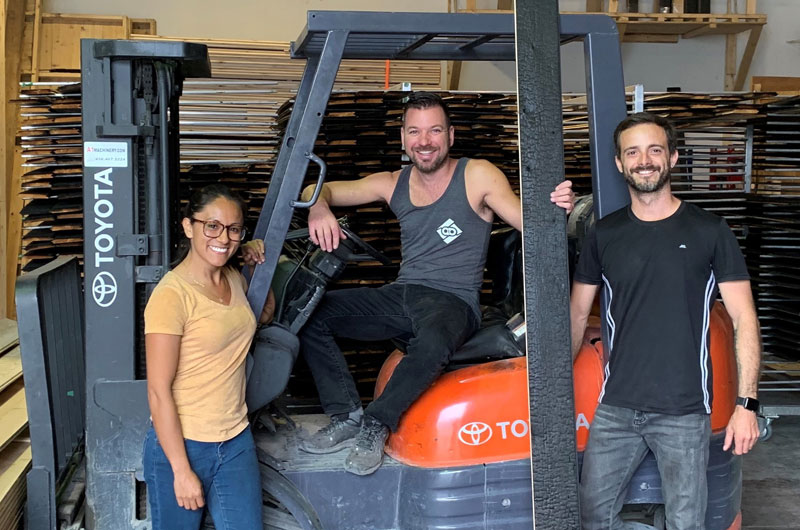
[142,183,274,530]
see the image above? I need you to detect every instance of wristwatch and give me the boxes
[735,396,760,412]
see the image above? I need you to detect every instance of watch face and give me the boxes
[737,397,760,411]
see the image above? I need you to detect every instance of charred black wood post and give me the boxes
[515,2,581,528]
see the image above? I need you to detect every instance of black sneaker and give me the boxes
[299,416,360,454]
[344,415,389,476]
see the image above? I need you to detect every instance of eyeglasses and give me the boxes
[190,218,247,242]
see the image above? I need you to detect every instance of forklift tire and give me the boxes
[653,504,666,530]
[200,464,322,530]
[259,463,323,530]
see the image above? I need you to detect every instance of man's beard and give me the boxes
[623,163,671,194]
[409,146,449,175]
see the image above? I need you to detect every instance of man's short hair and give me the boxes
[613,112,678,158]
[403,92,451,130]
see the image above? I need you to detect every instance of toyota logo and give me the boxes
[458,422,492,446]
[92,272,118,307]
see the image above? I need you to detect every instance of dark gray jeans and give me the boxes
[580,403,711,530]
[299,282,478,431]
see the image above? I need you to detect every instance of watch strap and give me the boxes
[735,396,760,412]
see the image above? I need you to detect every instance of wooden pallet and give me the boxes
[0,441,31,530]
[0,319,28,530]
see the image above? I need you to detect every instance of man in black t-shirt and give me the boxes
[570,113,761,530]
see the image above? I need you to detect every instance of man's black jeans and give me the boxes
[300,283,479,431]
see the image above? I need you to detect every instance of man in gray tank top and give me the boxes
[298,92,575,475]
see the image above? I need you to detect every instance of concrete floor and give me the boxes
[742,415,800,529]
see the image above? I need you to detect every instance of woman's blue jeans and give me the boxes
[142,425,262,530]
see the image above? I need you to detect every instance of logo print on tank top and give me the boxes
[437,218,463,244]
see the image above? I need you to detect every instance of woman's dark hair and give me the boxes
[171,184,248,267]
[403,92,451,130]
[613,112,678,159]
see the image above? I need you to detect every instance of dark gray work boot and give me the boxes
[299,415,361,454]
[344,414,389,476]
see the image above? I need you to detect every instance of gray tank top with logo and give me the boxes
[389,158,492,318]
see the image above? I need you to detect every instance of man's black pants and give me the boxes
[299,283,479,431]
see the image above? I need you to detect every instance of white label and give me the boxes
[84,142,128,167]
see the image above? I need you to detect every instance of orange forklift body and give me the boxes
[377,302,737,468]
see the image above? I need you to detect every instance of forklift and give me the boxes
[15,9,742,530]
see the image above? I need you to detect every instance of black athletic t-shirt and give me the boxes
[574,202,749,415]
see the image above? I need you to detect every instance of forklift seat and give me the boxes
[392,227,526,369]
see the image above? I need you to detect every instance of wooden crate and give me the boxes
[21,11,158,80]
[751,76,800,95]
[39,14,132,72]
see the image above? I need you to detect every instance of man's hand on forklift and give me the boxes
[309,200,347,252]
[241,239,266,267]
[174,468,205,511]
[550,180,576,214]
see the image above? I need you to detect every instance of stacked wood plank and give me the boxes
[178,80,279,166]
[14,81,276,272]
[16,83,83,272]
[131,35,441,88]
[751,95,800,195]
[14,34,440,272]
[131,34,441,167]
[741,196,800,361]
[0,319,29,530]
[566,90,766,196]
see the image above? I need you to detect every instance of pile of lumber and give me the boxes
[13,81,279,272]
[16,84,83,273]
[741,195,800,360]
[0,319,29,530]
[14,81,275,273]
[129,35,441,167]
[130,35,441,89]
[751,95,800,194]
[14,33,441,272]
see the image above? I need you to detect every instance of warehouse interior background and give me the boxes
[1,0,800,528]
[45,0,800,92]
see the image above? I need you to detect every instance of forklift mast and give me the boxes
[245,11,629,315]
[71,11,626,529]
[79,40,210,528]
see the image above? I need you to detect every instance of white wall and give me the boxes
[45,0,449,41]
[557,0,800,93]
[45,0,800,92]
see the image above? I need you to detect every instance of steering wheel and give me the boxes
[339,225,392,265]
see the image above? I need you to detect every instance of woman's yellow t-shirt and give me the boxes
[144,267,257,442]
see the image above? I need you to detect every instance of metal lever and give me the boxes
[291,152,327,208]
